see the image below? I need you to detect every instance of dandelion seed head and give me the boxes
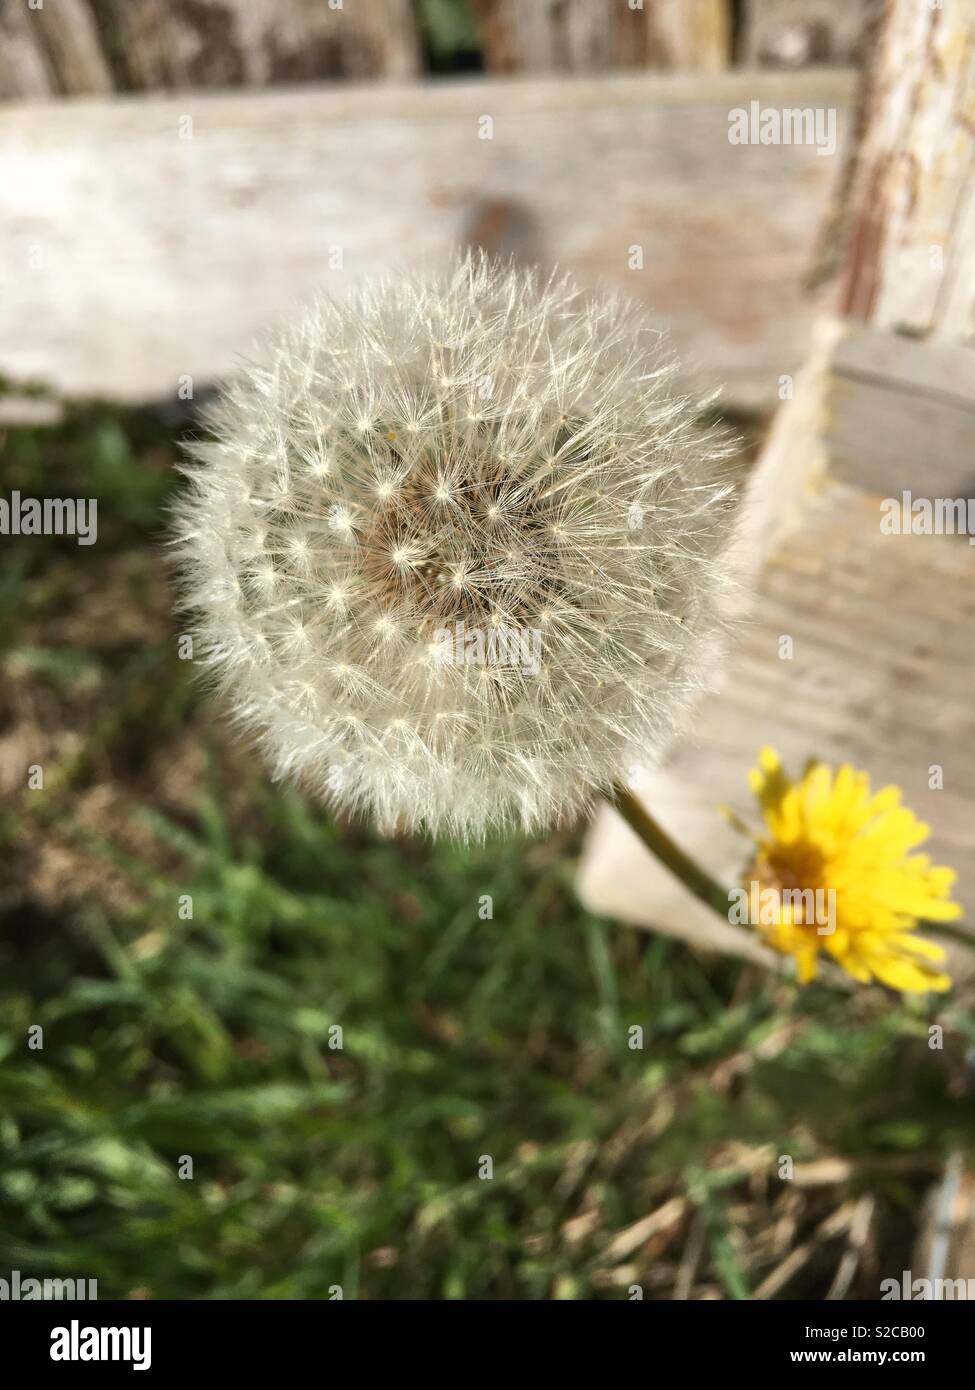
[172,253,741,836]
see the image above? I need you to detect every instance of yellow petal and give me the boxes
[888,933,947,963]
[743,747,964,992]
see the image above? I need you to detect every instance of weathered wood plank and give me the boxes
[740,0,874,68]
[34,0,113,96]
[914,1158,975,1293]
[831,324,975,407]
[472,0,731,74]
[0,69,853,406]
[91,0,422,90]
[648,0,732,72]
[826,324,975,499]
[0,0,423,99]
[838,0,975,345]
[0,0,55,99]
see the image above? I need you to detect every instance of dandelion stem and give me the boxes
[609,783,731,920]
[609,784,975,969]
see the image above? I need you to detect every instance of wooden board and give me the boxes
[826,325,975,498]
[0,69,853,407]
[471,0,731,74]
[838,0,975,346]
[0,0,421,98]
[740,0,874,68]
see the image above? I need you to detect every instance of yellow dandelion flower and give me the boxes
[740,746,961,993]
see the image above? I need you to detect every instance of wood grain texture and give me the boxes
[650,0,731,72]
[838,0,975,345]
[826,324,975,498]
[739,0,875,68]
[0,0,422,98]
[471,0,731,74]
[0,0,55,99]
[0,69,853,406]
[34,0,113,96]
[97,0,422,89]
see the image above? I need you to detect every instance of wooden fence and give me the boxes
[0,0,874,100]
[0,68,853,410]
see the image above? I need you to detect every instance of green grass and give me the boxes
[1,409,973,1299]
